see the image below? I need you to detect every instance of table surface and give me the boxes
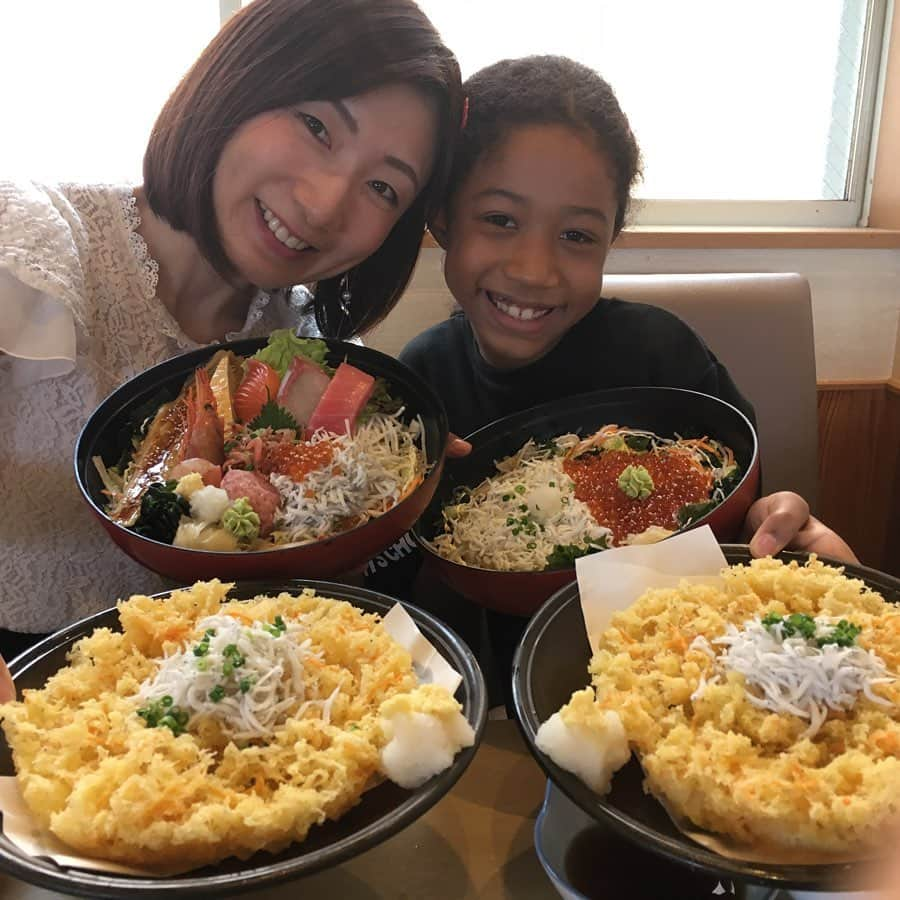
[0,720,558,900]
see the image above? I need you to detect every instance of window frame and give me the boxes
[631,0,890,228]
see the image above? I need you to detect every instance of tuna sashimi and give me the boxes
[306,362,375,436]
[220,468,281,536]
[276,357,331,428]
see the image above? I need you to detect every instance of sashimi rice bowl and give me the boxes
[77,333,447,579]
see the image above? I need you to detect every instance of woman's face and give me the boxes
[213,82,438,289]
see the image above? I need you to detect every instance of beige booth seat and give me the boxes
[364,271,818,510]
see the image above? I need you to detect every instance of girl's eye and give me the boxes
[369,180,398,206]
[561,229,595,244]
[299,113,330,147]
[484,213,515,229]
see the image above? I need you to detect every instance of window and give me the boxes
[0,2,222,182]
[419,0,889,226]
[2,1,889,227]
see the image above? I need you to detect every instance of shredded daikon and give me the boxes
[271,410,424,545]
[692,618,896,739]
[432,438,610,571]
[137,613,329,741]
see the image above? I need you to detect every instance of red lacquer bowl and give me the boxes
[413,387,759,616]
[75,338,448,582]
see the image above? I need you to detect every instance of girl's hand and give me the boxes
[0,655,14,703]
[742,491,859,564]
[446,433,472,458]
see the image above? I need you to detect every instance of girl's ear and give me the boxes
[427,207,451,249]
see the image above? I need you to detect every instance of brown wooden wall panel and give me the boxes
[817,383,900,576]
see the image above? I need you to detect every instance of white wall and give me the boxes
[402,247,900,381]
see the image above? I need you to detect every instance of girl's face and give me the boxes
[441,124,619,370]
[213,82,438,289]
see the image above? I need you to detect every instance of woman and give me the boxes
[0,0,462,655]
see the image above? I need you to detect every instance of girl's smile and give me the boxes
[483,290,558,332]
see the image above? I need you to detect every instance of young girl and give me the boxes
[0,0,462,655]
[380,54,856,691]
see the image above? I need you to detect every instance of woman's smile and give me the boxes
[256,199,314,253]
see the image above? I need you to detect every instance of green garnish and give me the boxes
[600,434,628,452]
[717,464,742,495]
[137,698,189,735]
[248,399,299,432]
[617,465,654,500]
[623,434,652,452]
[783,613,818,640]
[132,480,189,544]
[514,485,526,495]
[820,620,862,648]
[239,678,253,694]
[545,542,605,569]
[223,497,261,541]
[676,499,717,527]
[252,330,329,377]
[223,644,245,667]
[209,685,226,703]
[265,615,288,637]
[762,613,862,647]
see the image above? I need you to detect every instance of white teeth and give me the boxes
[489,292,552,321]
[258,200,309,251]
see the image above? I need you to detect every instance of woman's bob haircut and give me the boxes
[144,0,462,339]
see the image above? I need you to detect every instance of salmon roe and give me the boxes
[563,449,712,545]
[264,441,333,481]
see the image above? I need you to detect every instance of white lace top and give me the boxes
[0,180,317,633]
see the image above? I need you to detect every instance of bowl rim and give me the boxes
[0,578,487,898]
[511,545,900,890]
[533,782,590,900]
[412,385,759,576]
[73,337,449,558]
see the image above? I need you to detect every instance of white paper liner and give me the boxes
[572,526,874,867]
[575,525,727,653]
[0,600,463,877]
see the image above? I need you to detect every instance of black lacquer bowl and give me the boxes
[75,338,448,582]
[0,581,487,898]
[513,545,900,891]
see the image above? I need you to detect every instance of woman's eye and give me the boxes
[369,180,398,206]
[484,213,515,229]
[299,113,330,147]
[561,229,594,244]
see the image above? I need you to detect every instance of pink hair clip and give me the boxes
[460,96,469,130]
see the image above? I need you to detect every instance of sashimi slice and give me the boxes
[306,362,375,436]
[169,458,223,487]
[234,359,282,424]
[276,357,331,428]
[220,469,281,536]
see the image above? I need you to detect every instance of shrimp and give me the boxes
[183,367,225,465]
[106,368,224,526]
